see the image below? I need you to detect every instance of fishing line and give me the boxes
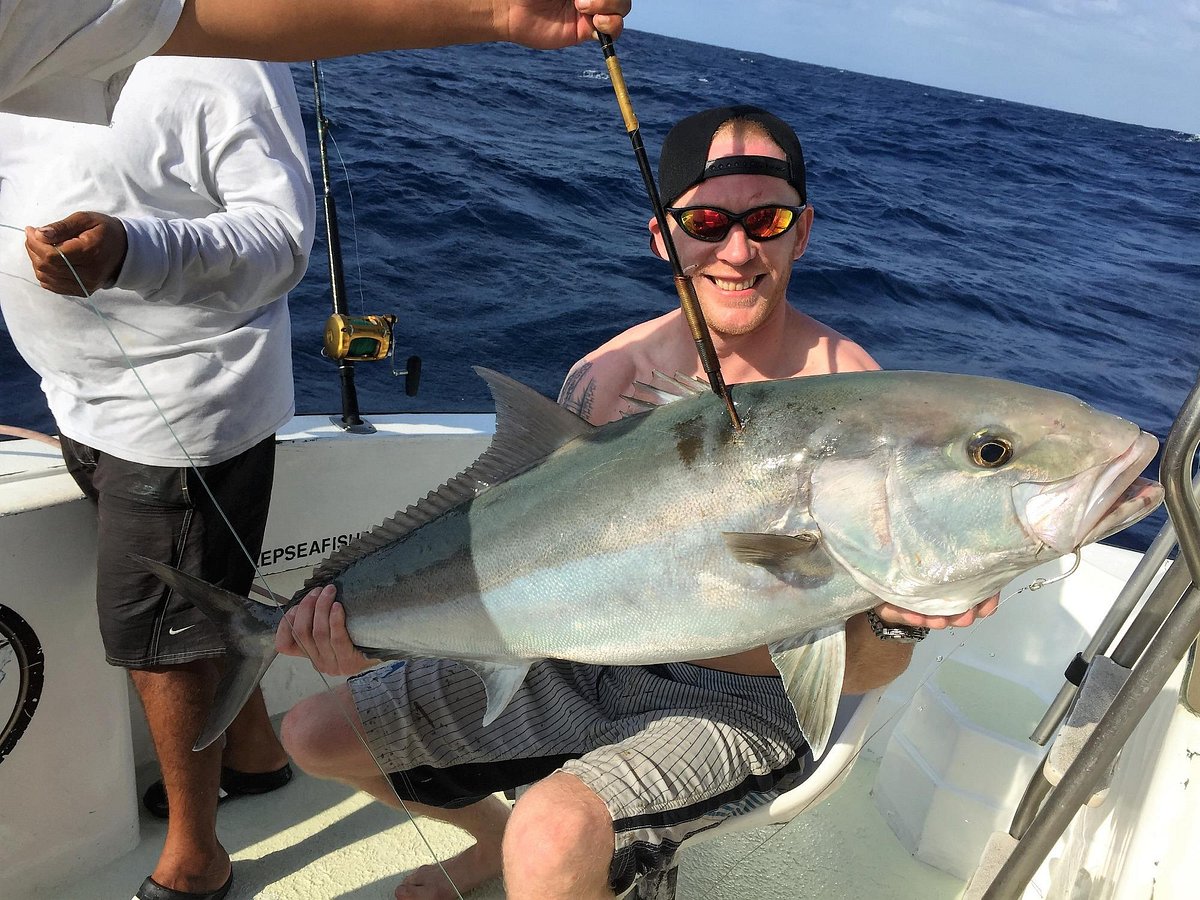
[703,552,1084,896]
[0,220,466,899]
[312,68,369,316]
[328,130,369,315]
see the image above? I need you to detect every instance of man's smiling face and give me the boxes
[651,124,813,337]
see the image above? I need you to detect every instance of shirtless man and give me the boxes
[276,104,997,900]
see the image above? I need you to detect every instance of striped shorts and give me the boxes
[349,657,811,892]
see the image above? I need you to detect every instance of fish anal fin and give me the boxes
[769,626,846,758]
[463,660,534,726]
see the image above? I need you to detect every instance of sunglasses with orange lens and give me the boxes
[667,204,806,242]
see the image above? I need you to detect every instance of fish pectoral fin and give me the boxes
[769,626,846,759]
[723,531,829,581]
[463,661,533,727]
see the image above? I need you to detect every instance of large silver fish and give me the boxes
[138,368,1162,755]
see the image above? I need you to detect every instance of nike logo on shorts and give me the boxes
[168,624,198,636]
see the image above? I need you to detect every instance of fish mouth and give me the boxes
[1016,431,1164,553]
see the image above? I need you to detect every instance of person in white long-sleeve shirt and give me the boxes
[0,56,315,900]
[0,0,631,125]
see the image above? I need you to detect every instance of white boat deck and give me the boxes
[49,748,962,900]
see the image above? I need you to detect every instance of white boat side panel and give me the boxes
[277,412,495,441]
[0,476,138,896]
[0,439,86,513]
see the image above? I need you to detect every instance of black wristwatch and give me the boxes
[865,608,930,643]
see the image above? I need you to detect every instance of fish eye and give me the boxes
[968,433,1014,468]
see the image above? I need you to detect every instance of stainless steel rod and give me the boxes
[983,369,1200,898]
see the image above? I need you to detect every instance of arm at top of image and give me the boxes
[0,0,627,126]
[161,0,629,58]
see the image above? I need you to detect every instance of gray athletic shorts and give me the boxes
[349,657,811,892]
[60,435,275,668]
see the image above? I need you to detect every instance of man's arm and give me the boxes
[558,355,638,425]
[842,594,1001,694]
[842,612,913,694]
[25,63,315,306]
[161,0,629,58]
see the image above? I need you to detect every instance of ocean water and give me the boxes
[1,31,1197,552]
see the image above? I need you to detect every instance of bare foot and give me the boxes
[395,842,502,899]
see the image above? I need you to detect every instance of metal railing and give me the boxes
[977,369,1200,898]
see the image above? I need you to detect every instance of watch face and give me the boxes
[0,604,45,765]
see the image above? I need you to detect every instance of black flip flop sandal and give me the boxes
[133,869,232,900]
[141,763,292,819]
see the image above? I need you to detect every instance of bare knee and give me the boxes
[503,774,614,896]
[280,688,373,778]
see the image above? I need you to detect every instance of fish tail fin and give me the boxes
[128,554,283,751]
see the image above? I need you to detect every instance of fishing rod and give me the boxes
[594,33,743,432]
[310,62,421,433]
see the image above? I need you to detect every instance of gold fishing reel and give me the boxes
[324,313,395,362]
[323,313,422,397]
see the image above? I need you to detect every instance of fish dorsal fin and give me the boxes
[301,369,592,594]
[769,626,846,758]
[620,370,710,410]
[470,366,594,484]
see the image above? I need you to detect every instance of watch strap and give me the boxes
[865,608,930,643]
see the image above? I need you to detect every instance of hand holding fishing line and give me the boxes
[24,212,127,296]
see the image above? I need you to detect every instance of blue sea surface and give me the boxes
[1,31,1198,552]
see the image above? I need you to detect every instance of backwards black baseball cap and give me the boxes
[657,105,807,207]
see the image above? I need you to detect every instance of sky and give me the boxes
[625,1,1200,134]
